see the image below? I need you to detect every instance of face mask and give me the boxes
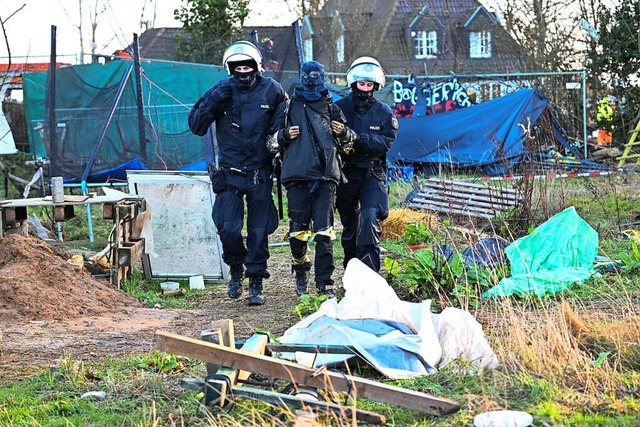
[352,84,375,108]
[300,61,326,93]
[233,69,257,88]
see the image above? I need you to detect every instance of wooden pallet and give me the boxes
[407,178,522,219]
[103,198,148,288]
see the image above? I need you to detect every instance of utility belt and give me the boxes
[343,161,386,181]
[208,164,267,193]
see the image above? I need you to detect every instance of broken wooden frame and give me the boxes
[156,329,460,417]
[199,323,386,423]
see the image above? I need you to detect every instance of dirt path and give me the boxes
[0,234,342,383]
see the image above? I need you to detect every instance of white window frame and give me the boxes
[413,30,437,59]
[303,38,313,63]
[470,31,492,58]
[335,34,345,64]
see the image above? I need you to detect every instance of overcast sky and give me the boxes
[0,0,298,63]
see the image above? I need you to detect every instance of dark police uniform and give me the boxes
[188,75,287,280]
[335,93,398,272]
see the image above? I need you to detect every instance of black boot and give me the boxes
[294,269,309,297]
[248,277,264,306]
[317,284,336,299]
[227,265,244,299]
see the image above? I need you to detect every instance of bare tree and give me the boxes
[88,0,106,59]
[1,3,27,87]
[498,0,589,71]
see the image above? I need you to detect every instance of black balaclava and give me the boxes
[230,59,258,88]
[351,82,376,111]
[297,60,327,102]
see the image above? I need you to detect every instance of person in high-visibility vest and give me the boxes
[596,96,614,145]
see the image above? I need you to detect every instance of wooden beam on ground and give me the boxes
[206,333,268,407]
[201,327,224,375]
[156,330,460,416]
[231,385,387,425]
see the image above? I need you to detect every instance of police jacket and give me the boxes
[335,94,397,172]
[278,90,349,187]
[188,75,287,171]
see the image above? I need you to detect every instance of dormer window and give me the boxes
[470,31,491,58]
[413,30,438,59]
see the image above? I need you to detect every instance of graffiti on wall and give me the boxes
[392,80,418,118]
[392,78,474,117]
[424,79,474,115]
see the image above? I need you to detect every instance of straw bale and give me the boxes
[381,208,440,240]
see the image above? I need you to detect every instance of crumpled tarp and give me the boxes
[483,206,598,298]
[280,259,498,379]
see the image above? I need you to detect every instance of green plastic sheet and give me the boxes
[483,206,598,297]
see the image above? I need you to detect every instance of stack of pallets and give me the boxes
[407,178,522,220]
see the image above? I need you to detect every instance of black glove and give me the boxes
[205,84,232,105]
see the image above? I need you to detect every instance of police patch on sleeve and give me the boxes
[391,116,399,130]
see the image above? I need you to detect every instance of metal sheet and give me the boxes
[127,170,226,282]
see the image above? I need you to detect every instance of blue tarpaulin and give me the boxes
[388,88,574,175]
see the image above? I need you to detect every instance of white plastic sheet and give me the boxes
[281,259,498,379]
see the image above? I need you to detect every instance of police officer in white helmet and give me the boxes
[188,41,288,305]
[335,57,399,272]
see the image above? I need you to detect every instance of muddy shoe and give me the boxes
[317,285,336,299]
[227,265,244,299]
[248,277,264,306]
[294,269,309,297]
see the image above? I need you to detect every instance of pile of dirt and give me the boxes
[0,234,141,322]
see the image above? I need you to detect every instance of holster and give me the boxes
[208,163,227,194]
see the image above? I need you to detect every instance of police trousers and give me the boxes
[336,168,389,272]
[212,166,279,278]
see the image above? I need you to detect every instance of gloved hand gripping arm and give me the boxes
[331,120,357,154]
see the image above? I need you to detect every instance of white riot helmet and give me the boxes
[346,56,386,90]
[222,41,264,75]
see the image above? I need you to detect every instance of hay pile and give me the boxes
[381,208,440,241]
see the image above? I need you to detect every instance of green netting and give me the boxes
[22,59,228,181]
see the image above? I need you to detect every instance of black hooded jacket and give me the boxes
[277,90,350,187]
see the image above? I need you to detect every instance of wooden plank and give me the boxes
[422,182,522,202]
[211,319,235,349]
[231,385,387,425]
[408,202,495,219]
[206,333,268,407]
[156,330,460,416]
[409,199,501,217]
[117,239,145,267]
[426,178,520,195]
[201,327,224,374]
[423,179,521,196]
[413,189,519,207]
[410,196,509,215]
[43,195,90,203]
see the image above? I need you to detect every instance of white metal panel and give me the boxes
[127,170,226,282]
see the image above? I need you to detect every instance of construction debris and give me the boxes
[158,330,459,416]
[406,178,522,219]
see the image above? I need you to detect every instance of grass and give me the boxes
[2,164,640,425]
